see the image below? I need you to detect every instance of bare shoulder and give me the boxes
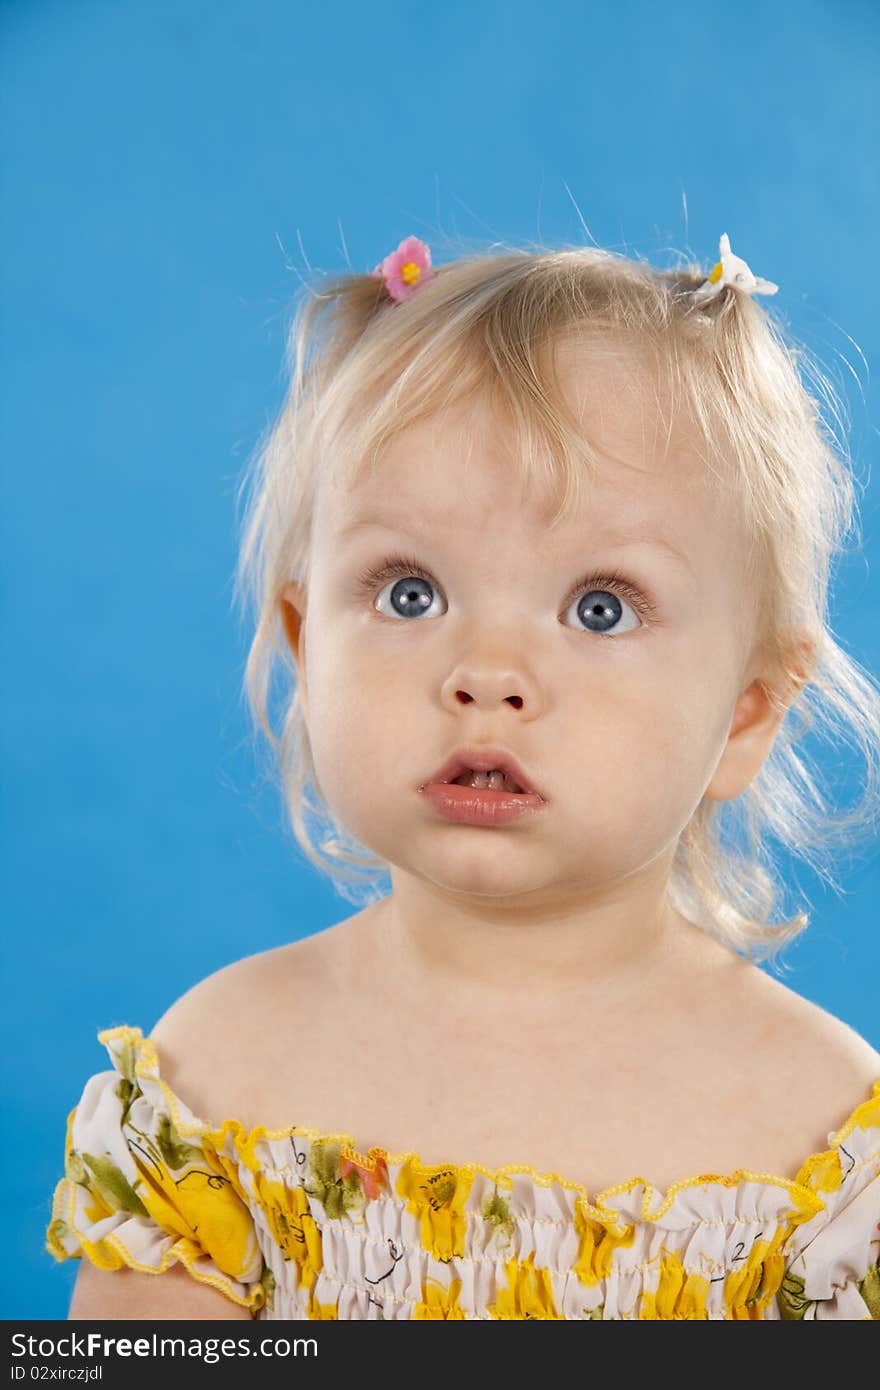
[733,964,880,1143]
[746,965,879,1067]
[148,912,366,1126]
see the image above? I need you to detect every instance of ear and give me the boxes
[279,581,308,715]
[705,629,817,802]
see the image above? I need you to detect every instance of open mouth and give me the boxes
[422,747,543,800]
[450,768,526,794]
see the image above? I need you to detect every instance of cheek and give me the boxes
[563,636,736,816]
[302,622,417,812]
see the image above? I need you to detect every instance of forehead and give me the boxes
[317,339,739,556]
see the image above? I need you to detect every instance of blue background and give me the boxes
[3,0,878,1319]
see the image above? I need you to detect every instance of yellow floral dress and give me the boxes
[46,1027,880,1320]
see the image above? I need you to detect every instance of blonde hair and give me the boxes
[232,238,880,971]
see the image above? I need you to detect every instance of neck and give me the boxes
[368,860,699,1019]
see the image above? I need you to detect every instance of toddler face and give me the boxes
[282,339,763,906]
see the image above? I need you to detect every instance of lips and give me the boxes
[421,747,544,799]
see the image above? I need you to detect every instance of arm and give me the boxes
[68,1261,252,1320]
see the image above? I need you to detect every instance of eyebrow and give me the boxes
[338,514,695,576]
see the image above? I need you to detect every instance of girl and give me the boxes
[46,233,880,1320]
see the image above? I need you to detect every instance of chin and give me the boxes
[404,844,554,900]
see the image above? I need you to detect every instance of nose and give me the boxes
[440,659,542,715]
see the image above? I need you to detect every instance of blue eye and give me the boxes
[378,571,447,620]
[354,554,447,621]
[561,585,641,636]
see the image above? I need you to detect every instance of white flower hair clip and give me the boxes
[690,232,778,303]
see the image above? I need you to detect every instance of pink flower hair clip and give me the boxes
[370,234,434,304]
[690,232,779,303]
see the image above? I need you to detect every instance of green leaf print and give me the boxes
[117,1038,137,1085]
[305,1141,365,1220]
[155,1111,198,1171]
[481,1188,515,1246]
[777,1270,814,1320]
[115,1077,142,1128]
[260,1263,276,1314]
[82,1153,150,1218]
[47,1217,71,1247]
[426,1172,457,1208]
[65,1149,87,1185]
[266,1202,303,1254]
[745,1267,768,1309]
[858,1260,880,1319]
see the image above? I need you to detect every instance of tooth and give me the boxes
[452,769,524,792]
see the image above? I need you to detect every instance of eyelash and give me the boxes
[352,551,660,623]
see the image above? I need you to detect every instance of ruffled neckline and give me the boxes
[97,1024,880,1225]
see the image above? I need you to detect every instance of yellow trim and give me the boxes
[91,1025,878,1228]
